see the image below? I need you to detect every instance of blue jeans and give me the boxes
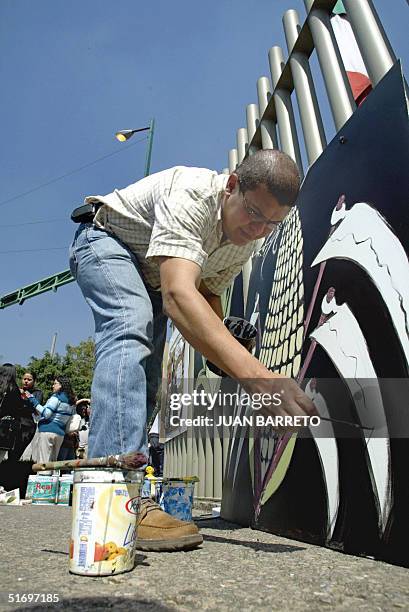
[69,223,167,459]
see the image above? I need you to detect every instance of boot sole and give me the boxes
[134,533,203,552]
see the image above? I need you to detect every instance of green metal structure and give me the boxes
[0,119,155,311]
[0,269,74,309]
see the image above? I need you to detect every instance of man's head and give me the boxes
[222,149,300,245]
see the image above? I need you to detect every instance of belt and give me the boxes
[71,203,101,223]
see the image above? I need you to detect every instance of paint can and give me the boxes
[31,475,58,504]
[160,477,198,521]
[69,468,143,576]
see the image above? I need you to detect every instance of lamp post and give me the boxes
[115,118,155,177]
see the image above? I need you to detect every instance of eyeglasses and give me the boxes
[241,191,282,231]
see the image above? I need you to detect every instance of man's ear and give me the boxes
[225,173,239,195]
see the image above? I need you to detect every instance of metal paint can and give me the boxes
[160,477,198,521]
[69,468,143,576]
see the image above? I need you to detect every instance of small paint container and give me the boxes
[160,477,199,521]
[69,468,143,576]
[25,475,37,500]
[31,475,58,504]
[57,473,74,506]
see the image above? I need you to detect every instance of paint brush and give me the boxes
[32,450,147,473]
[319,415,373,431]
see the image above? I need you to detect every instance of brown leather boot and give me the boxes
[135,498,203,552]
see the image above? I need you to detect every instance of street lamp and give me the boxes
[115,118,155,177]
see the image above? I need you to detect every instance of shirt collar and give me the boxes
[215,174,229,244]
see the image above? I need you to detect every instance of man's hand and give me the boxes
[248,375,318,433]
[159,256,317,431]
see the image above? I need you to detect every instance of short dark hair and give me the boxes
[23,371,37,383]
[55,374,76,406]
[235,149,301,207]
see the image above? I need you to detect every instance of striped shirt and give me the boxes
[86,166,256,295]
[29,392,75,437]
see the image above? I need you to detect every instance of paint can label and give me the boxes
[31,476,58,504]
[69,468,143,576]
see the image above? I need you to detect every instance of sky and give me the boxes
[0,0,407,366]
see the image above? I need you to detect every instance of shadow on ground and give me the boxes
[13,596,171,611]
[194,516,243,530]
[202,532,304,553]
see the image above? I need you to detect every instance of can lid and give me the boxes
[73,467,144,484]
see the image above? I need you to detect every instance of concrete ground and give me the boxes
[0,505,408,611]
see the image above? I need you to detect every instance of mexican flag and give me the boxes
[331,0,372,106]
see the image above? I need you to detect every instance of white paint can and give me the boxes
[69,468,143,576]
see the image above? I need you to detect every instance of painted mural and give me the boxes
[221,63,409,566]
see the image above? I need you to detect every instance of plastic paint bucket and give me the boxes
[57,473,73,506]
[31,475,58,504]
[69,468,143,576]
[160,477,198,521]
[25,475,37,500]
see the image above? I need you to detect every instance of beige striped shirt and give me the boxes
[87,166,256,295]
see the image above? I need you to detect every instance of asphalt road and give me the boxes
[0,505,408,611]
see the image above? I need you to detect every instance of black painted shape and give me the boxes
[222,62,409,567]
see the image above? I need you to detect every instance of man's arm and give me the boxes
[159,256,317,421]
[199,280,223,320]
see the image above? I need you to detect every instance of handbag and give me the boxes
[0,416,20,451]
[0,392,20,451]
[65,412,81,434]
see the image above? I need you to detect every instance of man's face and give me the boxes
[222,175,291,246]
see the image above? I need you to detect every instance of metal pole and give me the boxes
[50,332,57,357]
[144,118,155,177]
[246,104,260,155]
[283,9,326,165]
[257,76,278,150]
[342,0,395,86]
[303,0,355,132]
[236,128,249,164]
[228,149,238,173]
[268,46,304,177]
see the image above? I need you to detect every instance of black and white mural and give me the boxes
[221,62,409,567]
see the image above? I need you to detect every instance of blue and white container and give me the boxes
[25,475,37,500]
[57,473,74,506]
[160,477,199,521]
[31,475,59,504]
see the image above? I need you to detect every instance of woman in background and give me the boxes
[0,364,36,461]
[27,375,76,463]
[76,398,91,459]
[21,372,43,404]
